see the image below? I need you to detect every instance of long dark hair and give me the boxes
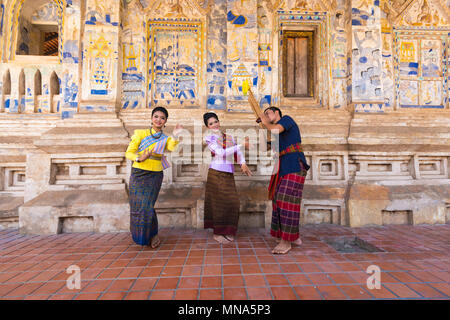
[203,112,219,127]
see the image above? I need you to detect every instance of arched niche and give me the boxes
[1,70,11,112]
[18,69,25,112]
[50,70,60,113]
[34,69,42,112]
[34,70,42,95]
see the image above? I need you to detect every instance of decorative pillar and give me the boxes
[351,0,384,112]
[121,1,146,111]
[60,0,83,119]
[331,1,349,110]
[79,0,121,113]
[8,68,20,113]
[256,0,273,109]
[206,0,227,110]
[23,69,36,113]
[226,0,258,112]
[0,1,4,61]
[40,70,52,113]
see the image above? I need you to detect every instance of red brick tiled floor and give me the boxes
[0,224,449,300]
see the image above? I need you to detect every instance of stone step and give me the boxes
[0,130,55,137]
[19,189,130,234]
[63,114,121,121]
[55,115,124,127]
[55,124,125,128]
[33,143,129,154]
[40,126,130,139]
[54,178,124,184]
[73,112,119,118]
[0,216,19,230]
[0,196,23,223]
[352,115,450,125]
[0,125,58,130]
[0,113,60,120]
[0,119,59,124]
[352,115,450,120]
[0,124,59,131]
[0,155,26,163]
[48,183,126,191]
[0,141,35,149]
[352,120,450,127]
[78,103,116,113]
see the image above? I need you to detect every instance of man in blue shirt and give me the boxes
[258,106,310,254]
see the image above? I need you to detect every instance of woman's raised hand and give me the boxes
[240,163,252,176]
[173,123,184,137]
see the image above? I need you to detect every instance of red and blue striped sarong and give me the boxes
[270,160,307,242]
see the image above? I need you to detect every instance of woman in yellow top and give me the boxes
[125,107,183,248]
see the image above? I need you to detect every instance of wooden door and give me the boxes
[283,31,314,98]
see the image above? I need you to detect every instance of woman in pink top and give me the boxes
[203,112,252,244]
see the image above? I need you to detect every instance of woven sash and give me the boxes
[268,143,304,200]
[138,132,170,169]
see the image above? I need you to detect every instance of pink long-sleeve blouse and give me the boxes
[204,133,246,173]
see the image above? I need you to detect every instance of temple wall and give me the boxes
[1,0,449,114]
[0,0,448,234]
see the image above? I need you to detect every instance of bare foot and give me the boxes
[277,237,302,246]
[151,235,160,248]
[213,234,230,244]
[272,240,292,254]
[224,235,234,242]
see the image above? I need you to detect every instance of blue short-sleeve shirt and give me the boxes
[276,115,309,177]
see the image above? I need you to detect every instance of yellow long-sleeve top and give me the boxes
[125,128,179,172]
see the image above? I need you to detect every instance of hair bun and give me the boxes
[152,107,169,118]
[203,112,219,126]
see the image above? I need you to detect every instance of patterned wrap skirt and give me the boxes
[270,161,307,241]
[129,167,163,245]
[204,168,240,236]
